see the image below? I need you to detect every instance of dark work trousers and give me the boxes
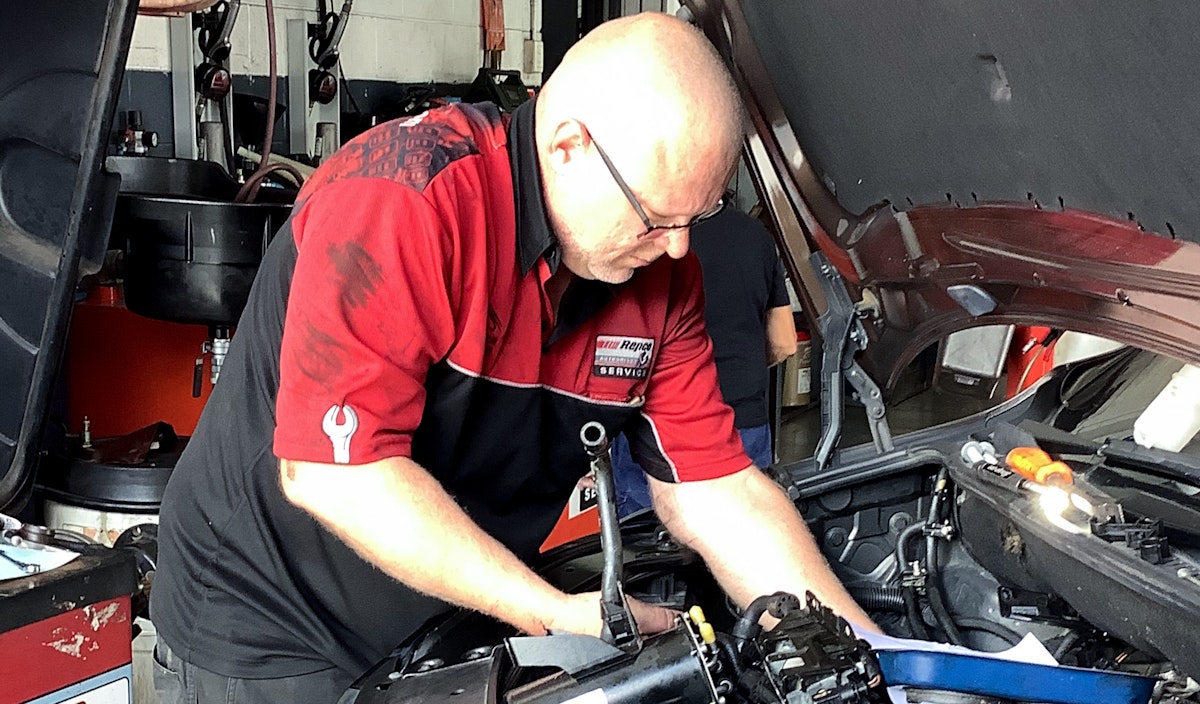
[152,637,355,704]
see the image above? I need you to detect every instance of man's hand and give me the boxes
[649,467,881,634]
[281,455,630,639]
[545,592,678,637]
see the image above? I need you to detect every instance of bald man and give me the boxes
[150,12,875,702]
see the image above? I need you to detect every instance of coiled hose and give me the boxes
[847,586,906,613]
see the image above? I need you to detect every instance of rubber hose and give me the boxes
[926,468,965,646]
[236,0,279,204]
[848,586,906,612]
[925,539,963,645]
[50,528,101,546]
[731,592,794,645]
[714,634,745,679]
[238,162,305,193]
[893,521,932,639]
[1052,631,1083,662]
[902,585,931,641]
[955,617,1023,647]
[894,521,926,574]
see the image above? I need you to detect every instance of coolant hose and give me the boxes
[730,592,800,647]
[714,634,745,679]
[893,520,931,640]
[902,585,930,640]
[895,522,926,570]
[926,468,965,646]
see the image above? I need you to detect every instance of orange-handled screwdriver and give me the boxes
[1005,447,1073,486]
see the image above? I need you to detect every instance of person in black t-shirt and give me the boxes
[612,202,797,516]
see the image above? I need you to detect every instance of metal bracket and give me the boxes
[845,360,893,455]
[168,16,199,159]
[288,18,342,157]
[812,252,893,471]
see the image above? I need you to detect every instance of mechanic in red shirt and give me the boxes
[150,12,876,703]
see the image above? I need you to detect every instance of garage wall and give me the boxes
[612,0,679,15]
[127,0,543,86]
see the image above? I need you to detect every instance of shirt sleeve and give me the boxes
[273,178,458,465]
[626,255,753,483]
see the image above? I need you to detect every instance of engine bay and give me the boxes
[344,392,1200,704]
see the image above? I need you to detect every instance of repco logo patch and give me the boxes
[593,335,655,379]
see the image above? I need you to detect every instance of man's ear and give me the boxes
[544,119,590,173]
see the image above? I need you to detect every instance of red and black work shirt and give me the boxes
[151,101,750,680]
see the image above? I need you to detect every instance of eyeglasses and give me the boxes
[590,134,726,239]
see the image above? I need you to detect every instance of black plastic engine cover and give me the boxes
[956,479,1200,678]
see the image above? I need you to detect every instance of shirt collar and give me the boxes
[508,98,560,275]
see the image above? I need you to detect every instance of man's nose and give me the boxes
[662,228,690,259]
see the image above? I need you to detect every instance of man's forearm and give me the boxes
[766,305,797,367]
[280,456,570,635]
[650,467,879,631]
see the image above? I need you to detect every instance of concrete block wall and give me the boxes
[127,0,543,86]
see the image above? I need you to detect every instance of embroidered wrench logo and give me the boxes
[322,404,358,464]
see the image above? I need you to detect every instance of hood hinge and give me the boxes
[812,252,894,470]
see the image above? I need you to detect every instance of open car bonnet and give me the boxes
[684,1,1200,390]
[677,0,1200,684]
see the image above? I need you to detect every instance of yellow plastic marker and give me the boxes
[689,605,707,626]
[698,622,717,645]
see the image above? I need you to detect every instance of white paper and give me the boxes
[0,541,79,581]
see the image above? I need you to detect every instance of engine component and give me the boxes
[507,620,721,704]
[744,592,882,704]
[996,586,1081,628]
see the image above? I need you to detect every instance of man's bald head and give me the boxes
[532,12,745,284]
[537,12,743,190]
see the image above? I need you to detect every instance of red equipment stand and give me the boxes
[0,551,136,704]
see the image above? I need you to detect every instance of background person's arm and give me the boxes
[766,304,797,367]
[280,455,677,637]
[648,466,880,632]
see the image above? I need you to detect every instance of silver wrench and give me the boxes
[322,404,359,464]
[0,546,40,574]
